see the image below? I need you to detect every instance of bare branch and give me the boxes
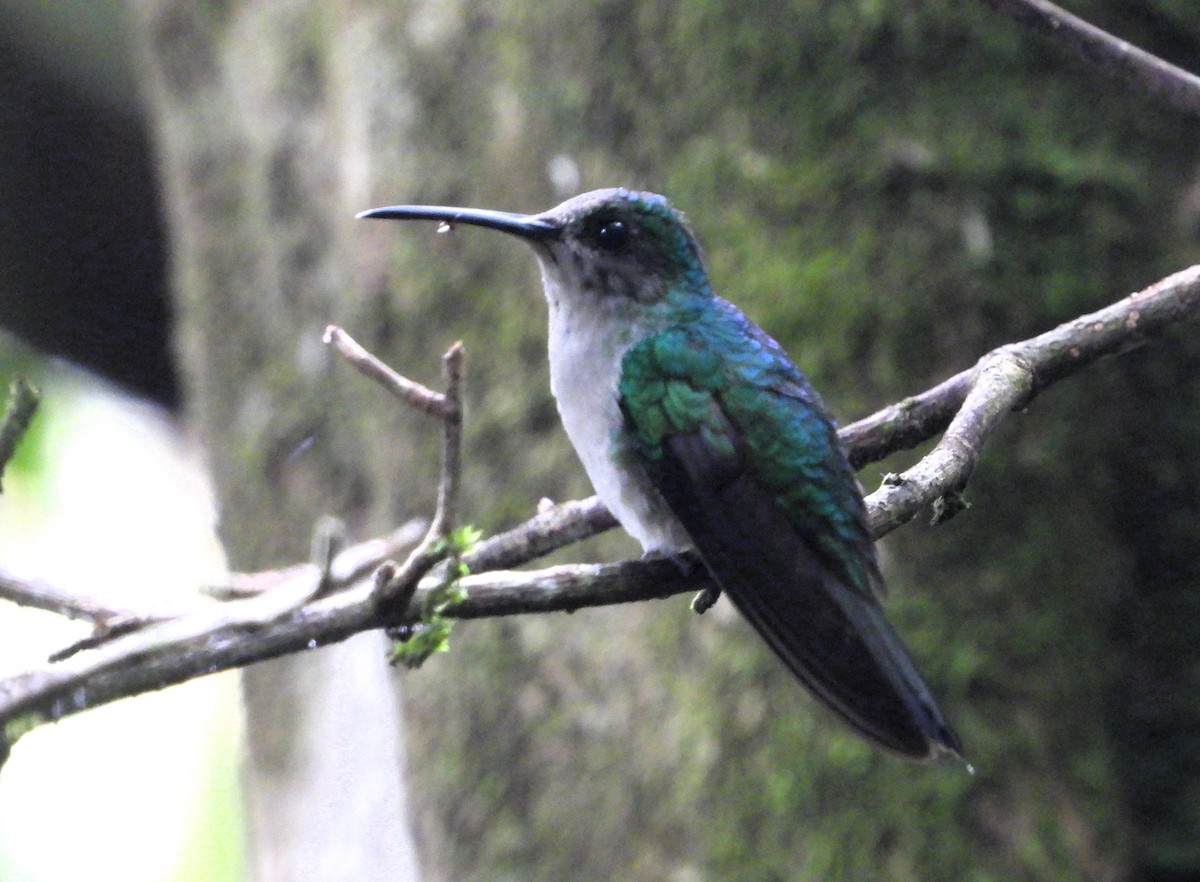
[0,567,139,625]
[858,264,1200,532]
[866,351,1033,535]
[0,549,710,761]
[370,340,467,611]
[324,324,450,417]
[1016,264,1200,391]
[845,264,1200,470]
[2,266,1198,759]
[309,515,347,600]
[841,372,972,470]
[979,0,1200,117]
[430,342,465,537]
[208,519,428,601]
[465,497,618,572]
[450,555,710,618]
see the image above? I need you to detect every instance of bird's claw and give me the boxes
[690,585,721,614]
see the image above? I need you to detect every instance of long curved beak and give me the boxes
[356,204,559,241]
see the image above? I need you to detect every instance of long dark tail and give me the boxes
[660,433,962,760]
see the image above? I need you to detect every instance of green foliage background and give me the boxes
[374,2,1200,880]
[109,0,1200,878]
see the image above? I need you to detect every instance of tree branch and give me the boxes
[859,264,1200,533]
[1,265,1198,763]
[979,0,1200,117]
[0,568,140,626]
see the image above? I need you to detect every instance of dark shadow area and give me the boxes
[0,35,175,407]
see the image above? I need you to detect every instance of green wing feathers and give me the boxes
[618,313,880,600]
[616,301,961,759]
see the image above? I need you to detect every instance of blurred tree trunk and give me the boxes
[127,2,431,879]
[129,1,1200,880]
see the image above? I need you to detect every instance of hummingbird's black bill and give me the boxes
[356,204,559,241]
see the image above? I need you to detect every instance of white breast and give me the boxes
[542,283,692,554]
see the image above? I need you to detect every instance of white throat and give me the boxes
[538,264,691,553]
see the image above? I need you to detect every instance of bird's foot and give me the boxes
[640,547,687,569]
[639,549,718,614]
[690,585,721,615]
[672,553,717,612]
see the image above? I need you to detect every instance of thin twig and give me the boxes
[371,341,467,610]
[979,0,1200,117]
[48,616,165,663]
[430,342,465,537]
[308,515,346,600]
[206,519,428,600]
[324,325,449,417]
[370,533,445,612]
[321,329,467,611]
[0,567,142,625]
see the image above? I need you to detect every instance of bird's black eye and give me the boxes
[595,219,629,252]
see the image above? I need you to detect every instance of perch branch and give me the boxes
[1,266,1198,761]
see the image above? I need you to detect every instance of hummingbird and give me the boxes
[359,188,962,761]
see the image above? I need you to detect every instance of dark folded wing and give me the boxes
[658,428,962,760]
[617,311,961,759]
